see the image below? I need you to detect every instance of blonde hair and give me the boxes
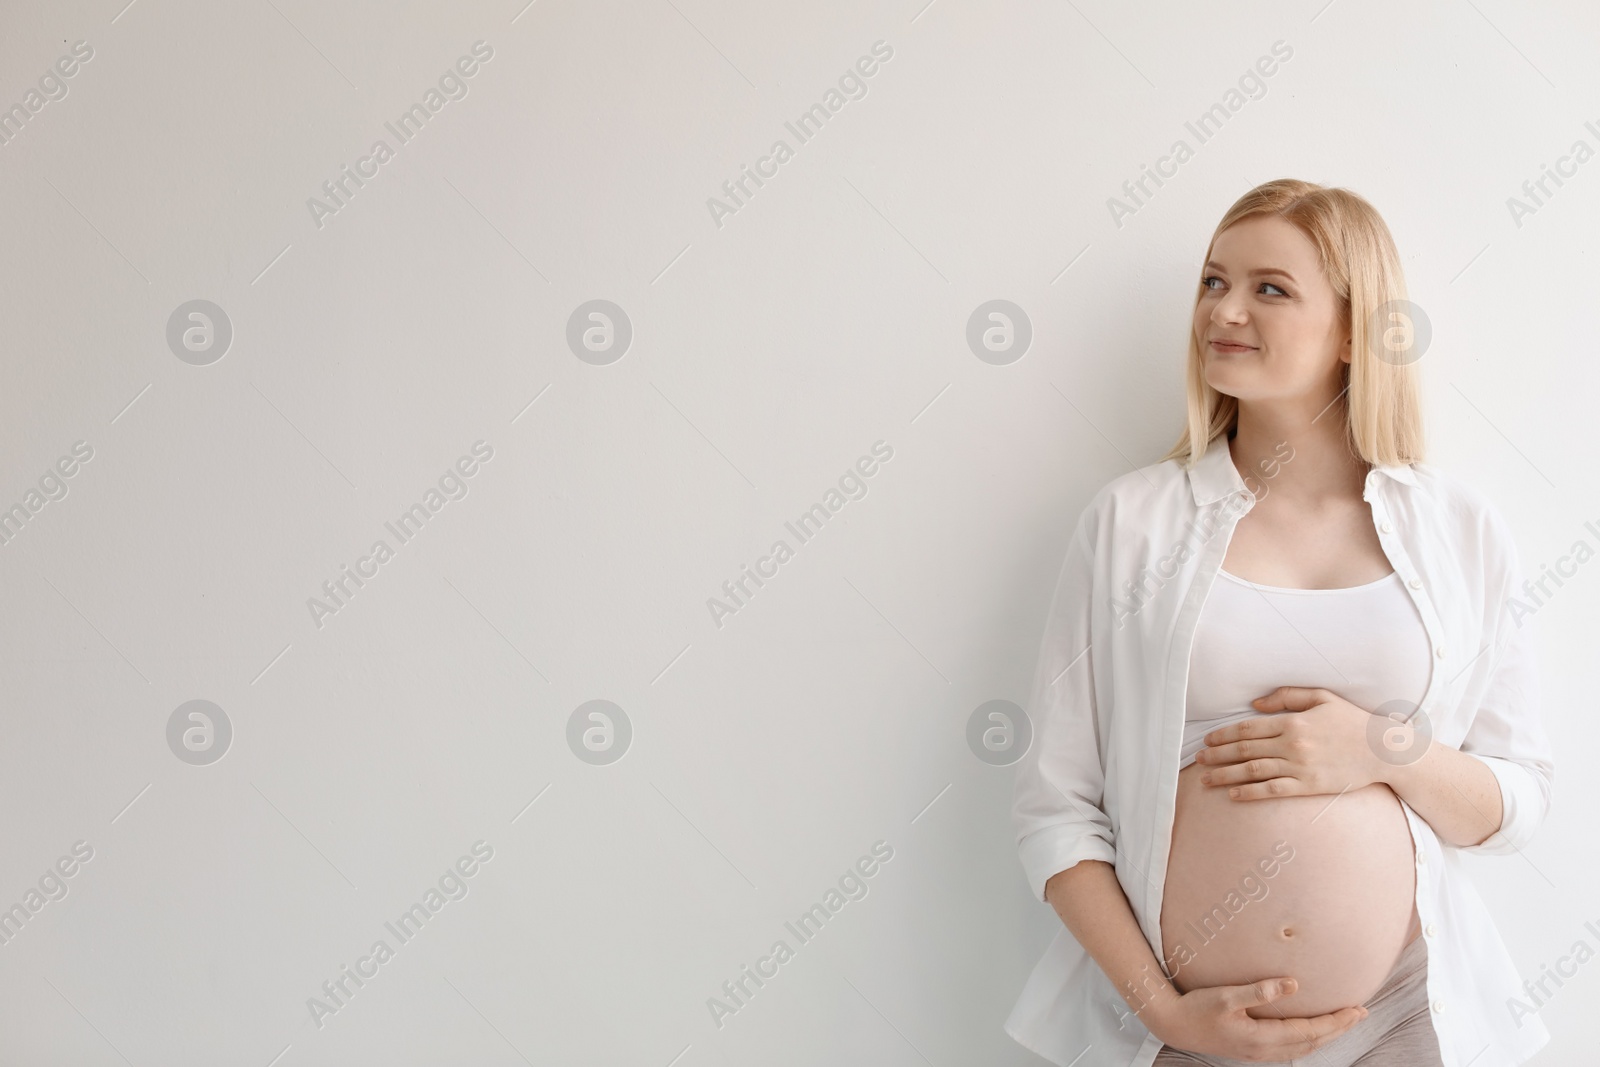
[1160,179,1426,469]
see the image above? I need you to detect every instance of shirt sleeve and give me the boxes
[1012,498,1117,902]
[1453,508,1556,856]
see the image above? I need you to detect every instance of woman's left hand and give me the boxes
[1196,686,1398,800]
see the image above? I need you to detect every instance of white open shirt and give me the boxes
[1007,439,1556,1067]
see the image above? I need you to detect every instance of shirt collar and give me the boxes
[1186,435,1419,507]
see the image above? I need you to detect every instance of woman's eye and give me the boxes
[1201,276,1288,296]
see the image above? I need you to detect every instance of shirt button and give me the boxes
[1380,521,1394,533]
[1417,850,1427,865]
[1432,999,1446,1013]
[1409,578,1423,589]
[1425,923,1438,938]
[1436,645,1447,659]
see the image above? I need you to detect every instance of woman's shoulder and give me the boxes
[1071,458,1195,537]
[1405,461,1507,521]
[1401,461,1522,565]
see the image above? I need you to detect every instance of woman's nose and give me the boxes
[1212,296,1248,325]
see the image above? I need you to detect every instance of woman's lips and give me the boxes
[1209,340,1256,352]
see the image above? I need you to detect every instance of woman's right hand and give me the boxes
[1149,976,1368,1062]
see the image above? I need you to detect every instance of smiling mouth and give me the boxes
[1209,341,1255,352]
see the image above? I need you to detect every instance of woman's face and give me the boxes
[1193,215,1350,407]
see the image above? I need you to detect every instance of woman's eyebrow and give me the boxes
[1203,260,1298,283]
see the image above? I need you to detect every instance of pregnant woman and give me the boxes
[1005,180,1556,1067]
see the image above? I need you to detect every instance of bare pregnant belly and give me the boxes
[1159,760,1421,1018]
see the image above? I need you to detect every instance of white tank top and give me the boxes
[1181,568,1434,770]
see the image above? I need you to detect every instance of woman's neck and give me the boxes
[1228,402,1368,505]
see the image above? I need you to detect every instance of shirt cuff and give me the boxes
[1020,824,1118,903]
[1453,753,1545,856]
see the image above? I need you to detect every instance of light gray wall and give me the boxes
[0,0,1592,1063]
